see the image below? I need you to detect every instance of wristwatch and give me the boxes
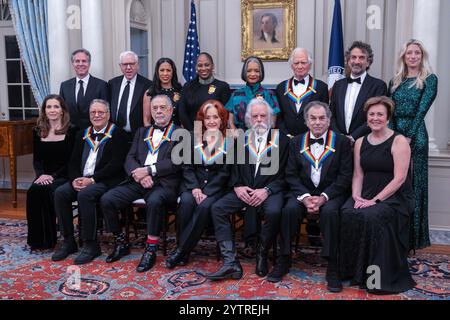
[264,187,273,195]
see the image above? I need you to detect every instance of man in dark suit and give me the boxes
[330,41,387,145]
[268,101,352,293]
[108,51,152,139]
[276,48,329,138]
[206,98,289,281]
[100,95,181,273]
[51,99,128,265]
[59,49,108,130]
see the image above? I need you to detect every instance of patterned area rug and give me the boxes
[0,219,449,300]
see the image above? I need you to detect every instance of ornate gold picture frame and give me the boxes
[241,0,296,61]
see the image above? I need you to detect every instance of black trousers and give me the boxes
[211,191,284,246]
[177,191,223,253]
[26,177,67,249]
[280,195,347,258]
[101,181,177,237]
[54,181,108,241]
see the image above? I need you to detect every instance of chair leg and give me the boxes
[162,210,167,256]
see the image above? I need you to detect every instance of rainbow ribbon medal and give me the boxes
[300,130,336,170]
[144,122,175,155]
[83,123,116,152]
[194,137,227,165]
[284,77,318,110]
[245,130,280,162]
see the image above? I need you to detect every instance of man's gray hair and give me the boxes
[288,48,314,66]
[119,51,139,64]
[90,99,110,113]
[244,98,274,128]
[303,101,332,120]
[151,94,173,109]
[71,48,91,63]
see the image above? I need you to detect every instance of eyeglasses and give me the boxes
[90,111,108,116]
[121,62,137,68]
[151,105,169,112]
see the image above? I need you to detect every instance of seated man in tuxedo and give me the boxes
[100,95,181,273]
[207,98,289,281]
[330,41,387,145]
[107,51,152,141]
[276,48,329,138]
[271,101,352,293]
[60,48,108,130]
[52,99,128,264]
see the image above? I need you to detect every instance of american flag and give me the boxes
[183,0,200,82]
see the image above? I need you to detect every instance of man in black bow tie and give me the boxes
[275,48,329,137]
[100,95,181,273]
[330,41,387,145]
[269,101,352,294]
[52,99,128,265]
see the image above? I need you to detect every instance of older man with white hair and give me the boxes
[107,51,152,139]
[276,48,329,137]
[207,98,289,281]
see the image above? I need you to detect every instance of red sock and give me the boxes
[146,237,158,245]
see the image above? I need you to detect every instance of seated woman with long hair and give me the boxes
[27,94,77,251]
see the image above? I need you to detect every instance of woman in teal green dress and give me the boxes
[226,56,280,130]
[388,39,438,250]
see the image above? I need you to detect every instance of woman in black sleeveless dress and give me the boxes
[339,96,416,294]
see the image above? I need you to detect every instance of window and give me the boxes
[4,35,38,120]
[0,1,11,21]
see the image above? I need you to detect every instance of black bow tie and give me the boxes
[91,133,105,140]
[309,137,324,146]
[153,125,167,131]
[293,78,306,86]
[347,77,361,84]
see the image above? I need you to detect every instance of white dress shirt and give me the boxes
[292,75,309,113]
[144,128,165,176]
[344,72,367,133]
[83,125,107,177]
[75,74,90,102]
[254,130,269,177]
[117,75,137,132]
[298,131,329,202]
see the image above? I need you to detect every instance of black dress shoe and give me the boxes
[178,253,190,266]
[106,243,130,263]
[51,240,78,261]
[137,249,157,273]
[255,246,268,277]
[206,262,243,281]
[266,262,289,283]
[165,249,185,269]
[74,243,101,265]
[327,278,343,293]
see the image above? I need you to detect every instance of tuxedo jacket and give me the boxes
[275,76,329,137]
[181,132,231,196]
[107,74,152,135]
[286,130,352,200]
[124,125,181,195]
[59,75,108,130]
[330,74,387,140]
[68,124,129,187]
[230,129,289,194]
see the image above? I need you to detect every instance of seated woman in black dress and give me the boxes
[143,57,182,126]
[165,99,231,268]
[339,96,416,294]
[27,94,77,251]
[178,52,231,131]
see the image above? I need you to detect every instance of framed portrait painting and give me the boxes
[241,0,296,61]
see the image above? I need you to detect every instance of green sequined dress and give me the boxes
[389,74,438,250]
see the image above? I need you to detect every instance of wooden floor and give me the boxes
[1,190,449,255]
